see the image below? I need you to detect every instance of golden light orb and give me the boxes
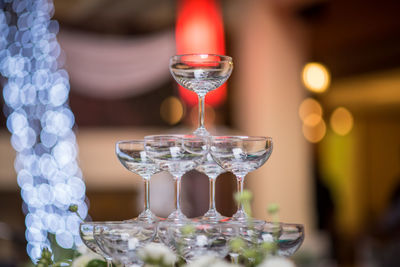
[160,96,184,125]
[299,97,323,122]
[302,119,326,143]
[303,113,323,127]
[302,62,331,93]
[330,107,354,136]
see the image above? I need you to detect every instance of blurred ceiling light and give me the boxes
[299,97,323,121]
[330,107,354,136]
[302,119,326,143]
[175,0,226,107]
[160,96,185,125]
[302,62,331,93]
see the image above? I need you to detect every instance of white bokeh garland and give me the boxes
[0,0,88,261]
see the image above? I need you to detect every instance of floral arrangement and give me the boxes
[137,242,297,267]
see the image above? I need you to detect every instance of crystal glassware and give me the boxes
[258,222,304,257]
[116,140,162,223]
[158,220,235,262]
[260,222,304,257]
[210,136,273,221]
[195,153,226,221]
[79,222,113,267]
[277,223,304,256]
[144,135,208,222]
[94,221,157,267]
[169,54,233,136]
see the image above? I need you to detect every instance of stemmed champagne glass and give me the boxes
[210,136,273,221]
[79,222,113,267]
[116,140,161,223]
[94,221,157,267]
[169,54,233,136]
[195,153,226,221]
[144,135,208,222]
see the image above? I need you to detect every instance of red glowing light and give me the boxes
[175,0,227,107]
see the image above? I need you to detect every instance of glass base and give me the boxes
[137,209,160,223]
[231,209,248,222]
[123,209,161,223]
[193,127,210,137]
[197,209,226,223]
[231,210,266,229]
[166,209,189,222]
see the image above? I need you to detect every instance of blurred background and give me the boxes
[1,0,400,266]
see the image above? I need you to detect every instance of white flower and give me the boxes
[258,257,296,267]
[195,235,208,247]
[184,255,241,267]
[138,242,177,266]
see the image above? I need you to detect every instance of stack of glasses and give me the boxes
[79,54,304,266]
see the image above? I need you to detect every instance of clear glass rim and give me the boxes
[264,221,304,228]
[144,134,184,141]
[211,135,272,142]
[281,222,305,229]
[80,220,129,227]
[170,53,233,63]
[115,140,145,155]
[116,140,144,145]
[144,134,207,140]
[92,221,157,228]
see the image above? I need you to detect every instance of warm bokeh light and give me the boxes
[299,97,323,121]
[175,0,227,107]
[303,113,323,127]
[302,62,331,93]
[302,119,327,143]
[330,107,354,136]
[160,96,185,125]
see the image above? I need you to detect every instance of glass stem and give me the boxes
[143,179,150,211]
[198,95,205,129]
[209,178,216,211]
[174,177,182,211]
[106,259,112,267]
[236,177,245,213]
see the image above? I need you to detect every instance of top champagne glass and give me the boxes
[169,54,233,136]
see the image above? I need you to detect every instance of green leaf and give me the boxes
[86,259,107,267]
[229,237,246,252]
[267,203,279,215]
[234,190,253,204]
[68,204,78,213]
[181,224,195,236]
